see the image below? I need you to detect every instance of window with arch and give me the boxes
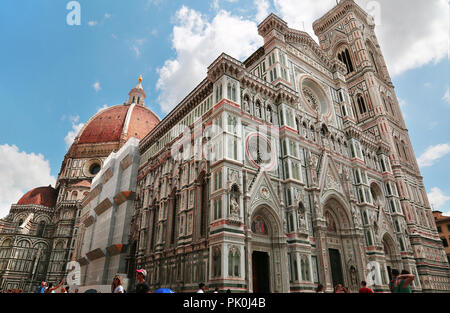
[365,230,373,246]
[37,221,46,237]
[399,237,405,251]
[357,95,367,115]
[215,84,223,103]
[228,247,240,277]
[369,51,379,73]
[301,255,310,281]
[212,247,221,277]
[289,253,299,281]
[227,82,237,102]
[0,239,12,270]
[337,48,354,74]
[71,191,78,201]
[362,210,369,225]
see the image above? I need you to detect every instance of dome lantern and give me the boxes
[127,74,146,106]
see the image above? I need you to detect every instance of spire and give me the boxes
[127,74,146,106]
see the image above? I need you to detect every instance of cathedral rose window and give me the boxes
[300,77,331,117]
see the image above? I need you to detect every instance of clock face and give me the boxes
[245,133,276,170]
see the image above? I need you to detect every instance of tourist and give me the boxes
[135,269,150,293]
[389,269,399,293]
[74,288,79,293]
[394,270,415,293]
[315,284,325,293]
[213,288,219,293]
[333,284,345,293]
[197,283,207,293]
[111,275,124,293]
[226,289,231,294]
[358,281,374,293]
[36,281,47,293]
[46,278,65,293]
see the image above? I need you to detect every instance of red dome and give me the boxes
[17,186,58,208]
[77,104,160,145]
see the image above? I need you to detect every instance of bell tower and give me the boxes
[313,0,450,292]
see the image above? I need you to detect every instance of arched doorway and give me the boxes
[381,233,401,284]
[323,197,360,291]
[249,205,284,293]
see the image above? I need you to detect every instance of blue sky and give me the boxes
[0,0,449,217]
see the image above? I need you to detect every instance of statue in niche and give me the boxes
[230,197,240,216]
[351,205,361,227]
[313,195,322,217]
[243,96,250,113]
[297,202,307,230]
[350,266,358,288]
[230,184,240,218]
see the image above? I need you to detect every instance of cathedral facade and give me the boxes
[130,1,450,293]
[0,0,449,294]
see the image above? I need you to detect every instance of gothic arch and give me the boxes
[381,232,401,258]
[34,215,51,224]
[250,204,283,239]
[321,192,353,229]
[370,181,385,208]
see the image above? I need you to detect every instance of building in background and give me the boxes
[131,0,450,293]
[433,211,450,264]
[0,78,159,292]
[75,138,141,293]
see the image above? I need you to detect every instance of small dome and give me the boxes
[17,186,58,208]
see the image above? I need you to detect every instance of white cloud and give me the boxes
[130,39,146,58]
[156,6,263,113]
[88,21,98,27]
[93,81,101,92]
[428,187,450,211]
[417,143,450,168]
[443,88,449,104]
[424,82,432,88]
[97,104,110,113]
[64,115,85,148]
[273,0,449,76]
[255,0,270,23]
[104,13,111,19]
[0,144,56,219]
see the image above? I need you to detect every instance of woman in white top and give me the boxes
[111,275,124,293]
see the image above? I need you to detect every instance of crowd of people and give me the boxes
[315,269,415,293]
[1,267,413,294]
